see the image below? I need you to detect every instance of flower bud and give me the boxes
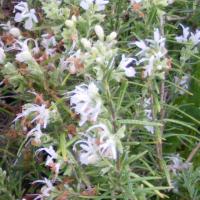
[9,27,21,38]
[96,57,104,64]
[95,25,104,41]
[71,15,77,22]
[107,32,117,41]
[16,51,34,63]
[81,38,91,49]
[65,20,74,28]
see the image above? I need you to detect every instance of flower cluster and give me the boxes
[33,178,55,199]
[67,82,102,126]
[80,25,118,80]
[36,146,60,175]
[14,2,38,30]
[176,24,200,46]
[168,154,191,175]
[135,29,170,79]
[118,55,136,78]
[74,124,117,165]
[14,100,56,144]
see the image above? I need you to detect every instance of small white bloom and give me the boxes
[119,55,136,77]
[33,178,54,199]
[80,0,93,10]
[135,29,167,78]
[135,40,149,56]
[67,82,102,126]
[36,146,58,166]
[73,124,117,165]
[27,123,44,143]
[176,24,190,43]
[16,50,33,62]
[14,2,38,30]
[14,104,51,129]
[41,34,57,56]
[0,21,21,38]
[87,124,117,160]
[74,134,101,165]
[190,29,200,46]
[80,0,109,11]
[176,24,200,46]
[175,74,190,95]
[15,39,38,63]
[61,50,82,74]
[168,154,191,175]
[95,0,109,11]
[0,48,6,64]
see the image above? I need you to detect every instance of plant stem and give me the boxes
[186,142,200,163]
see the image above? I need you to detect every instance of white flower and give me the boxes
[15,39,37,63]
[87,124,117,160]
[41,34,57,56]
[119,55,136,78]
[80,0,109,11]
[14,2,38,30]
[176,24,200,46]
[67,82,102,126]
[95,0,109,11]
[33,178,54,200]
[14,104,51,129]
[135,29,168,78]
[176,24,190,43]
[0,48,6,64]
[80,0,93,10]
[168,154,191,175]
[27,123,44,143]
[174,74,190,95]
[0,21,21,38]
[74,134,101,165]
[36,146,60,175]
[36,146,58,166]
[73,124,117,165]
[60,50,83,74]
[147,28,167,58]
[190,29,200,46]
[16,50,33,62]
[135,40,149,56]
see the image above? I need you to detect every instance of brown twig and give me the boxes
[186,142,200,163]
